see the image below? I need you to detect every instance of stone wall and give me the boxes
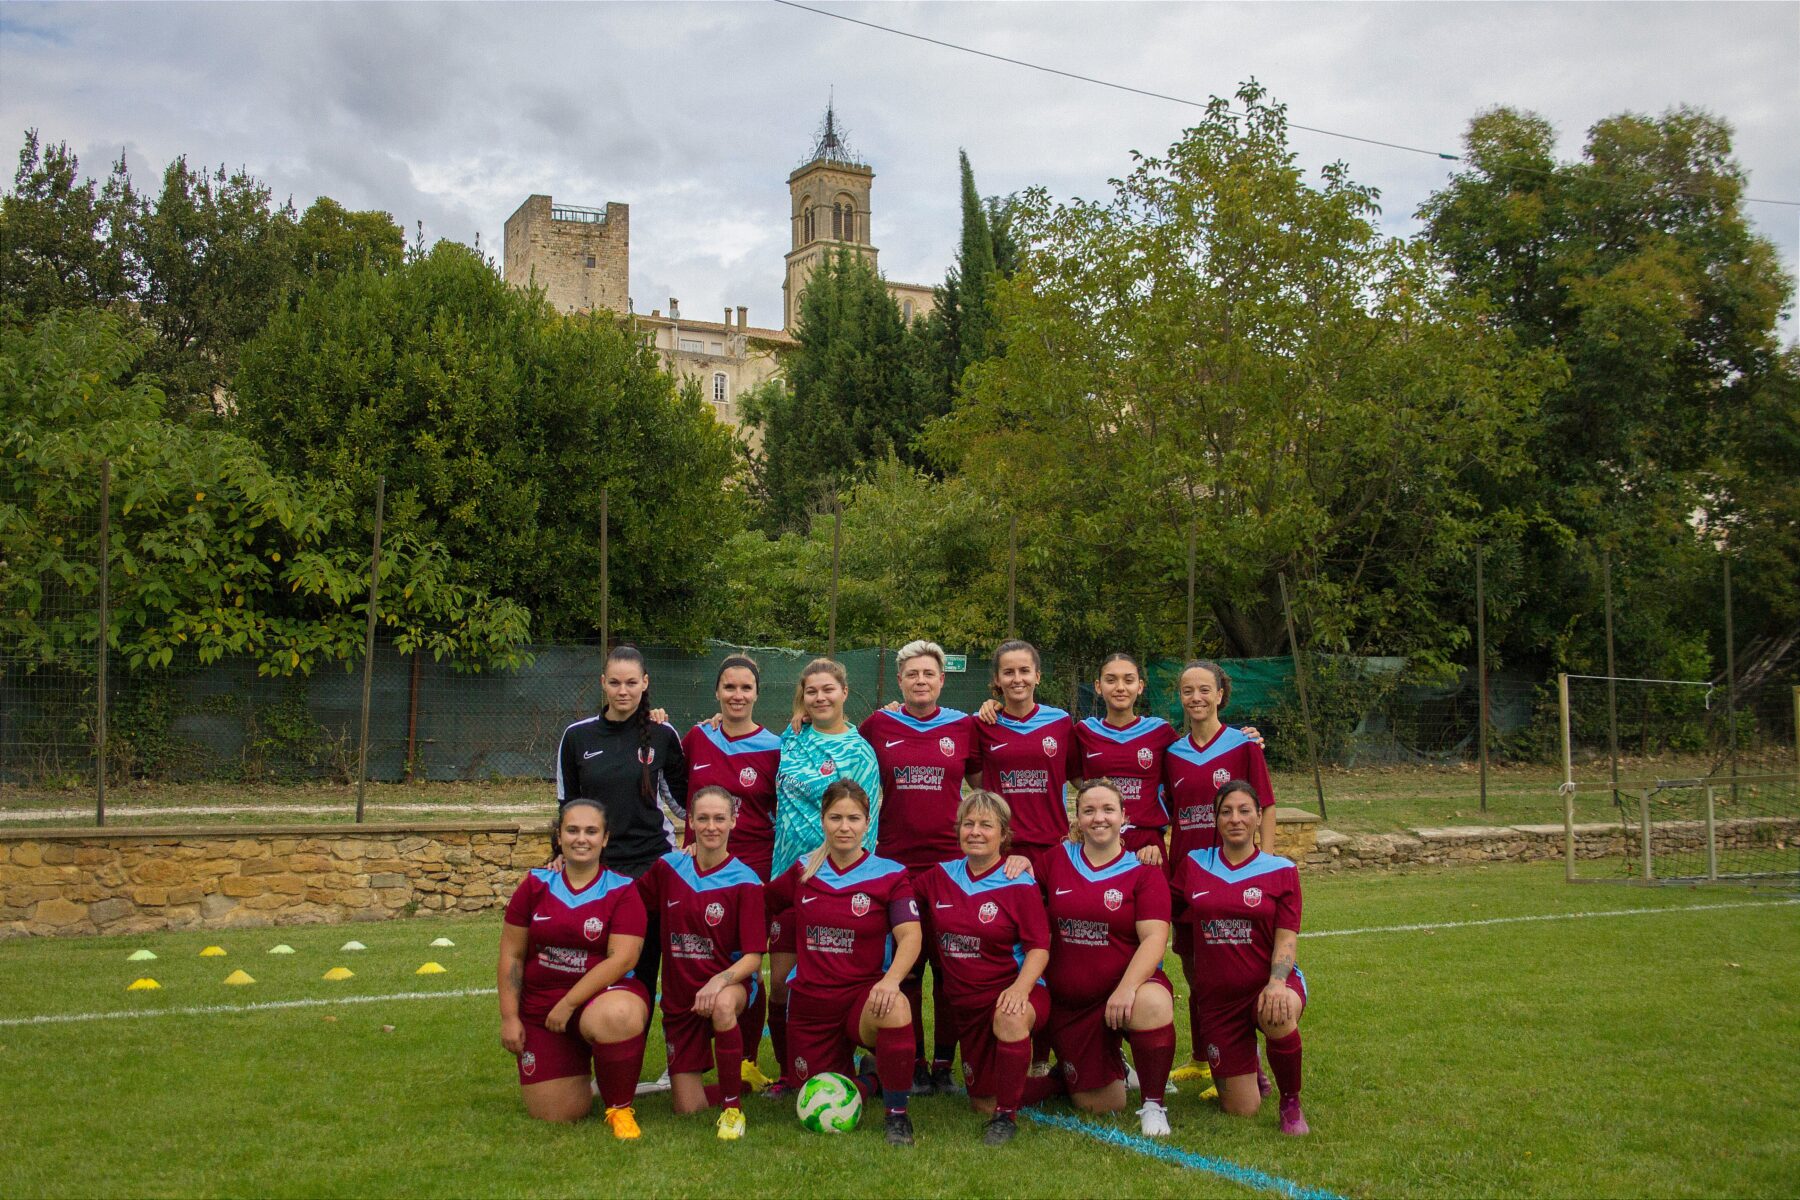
[502,194,629,317]
[1306,816,1800,872]
[0,822,551,939]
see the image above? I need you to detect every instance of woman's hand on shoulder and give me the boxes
[1134,844,1164,867]
[650,707,670,726]
[1238,724,1264,748]
[976,699,1001,725]
[1001,853,1032,880]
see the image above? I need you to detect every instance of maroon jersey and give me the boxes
[680,723,782,878]
[1174,846,1302,1000]
[973,703,1079,848]
[913,858,1051,1008]
[636,851,767,1013]
[1163,726,1274,863]
[1041,841,1171,1005]
[861,706,981,871]
[503,867,648,1021]
[1073,715,1178,831]
[767,851,919,1008]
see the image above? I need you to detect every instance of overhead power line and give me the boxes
[771,0,1800,211]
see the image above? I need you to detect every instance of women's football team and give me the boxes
[499,641,1310,1144]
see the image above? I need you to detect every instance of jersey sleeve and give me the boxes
[1166,855,1191,925]
[679,727,704,803]
[765,862,799,912]
[1275,868,1302,934]
[502,873,538,927]
[887,872,920,928]
[658,723,690,818]
[738,883,768,955]
[1248,743,1275,809]
[610,881,648,940]
[1015,881,1050,953]
[635,859,665,908]
[1134,862,1172,923]
[555,723,581,805]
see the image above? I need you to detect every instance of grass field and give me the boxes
[2,861,1796,1199]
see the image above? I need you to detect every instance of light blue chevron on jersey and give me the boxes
[696,723,782,756]
[996,704,1069,735]
[1062,840,1144,883]
[887,706,969,732]
[1080,715,1170,744]
[938,857,1039,895]
[533,867,636,909]
[660,851,763,893]
[1167,726,1250,768]
[1187,846,1295,884]
[818,852,907,891]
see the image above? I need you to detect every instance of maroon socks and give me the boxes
[1128,1022,1177,1105]
[1265,1029,1302,1100]
[993,1034,1031,1117]
[741,985,767,1070]
[714,1023,744,1108]
[593,1032,647,1110]
[767,999,791,1086]
[875,1024,914,1110]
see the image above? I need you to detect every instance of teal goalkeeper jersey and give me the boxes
[771,723,883,877]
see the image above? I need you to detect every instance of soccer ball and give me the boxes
[795,1072,863,1133]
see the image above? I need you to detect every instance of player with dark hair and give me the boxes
[970,640,1080,875]
[1073,653,1179,864]
[766,779,921,1146]
[554,644,688,1089]
[1042,779,1177,1135]
[498,799,651,1136]
[860,638,983,1095]
[638,786,766,1140]
[913,790,1057,1145]
[1173,779,1309,1135]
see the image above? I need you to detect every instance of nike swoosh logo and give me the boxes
[801,896,817,904]
[666,900,680,908]
[885,740,905,748]
[1085,751,1104,758]
[989,741,1009,751]
[1054,888,1073,895]
[532,915,551,922]
[583,749,604,759]
[934,902,953,909]
[1190,891,1210,899]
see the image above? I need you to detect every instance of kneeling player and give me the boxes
[638,787,765,1140]
[1173,780,1310,1135]
[1043,780,1177,1136]
[914,791,1056,1145]
[767,780,922,1145]
[498,799,651,1136]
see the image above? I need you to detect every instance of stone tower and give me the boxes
[783,105,879,330]
[503,194,630,315]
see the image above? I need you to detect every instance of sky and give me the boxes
[3,1,1796,340]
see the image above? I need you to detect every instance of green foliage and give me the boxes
[234,243,740,644]
[930,82,1552,677]
[0,131,140,316]
[0,307,530,679]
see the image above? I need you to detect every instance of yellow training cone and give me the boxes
[415,962,446,975]
[267,944,296,955]
[126,978,161,991]
[222,969,255,986]
[199,945,227,957]
[322,966,355,981]
[127,948,157,962]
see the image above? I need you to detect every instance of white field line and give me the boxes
[6,897,1795,1029]
[1308,896,1799,938]
[0,802,544,822]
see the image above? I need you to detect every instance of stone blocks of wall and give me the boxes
[1304,817,1800,872]
[0,823,552,939]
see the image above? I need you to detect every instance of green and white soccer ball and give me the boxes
[795,1071,863,1133]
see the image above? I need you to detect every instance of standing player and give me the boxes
[1073,653,1178,864]
[971,640,1080,874]
[913,791,1058,1145]
[1173,780,1310,1135]
[679,654,781,1088]
[554,644,689,1020]
[1164,659,1276,1093]
[1042,780,1177,1135]
[767,779,922,1146]
[638,787,766,1140]
[765,658,883,1095]
[860,639,981,1095]
[497,800,651,1136]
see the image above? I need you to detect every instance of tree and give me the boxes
[233,242,741,644]
[1420,105,1797,678]
[929,82,1551,675]
[915,153,1021,419]
[0,306,528,678]
[0,132,140,317]
[741,248,927,531]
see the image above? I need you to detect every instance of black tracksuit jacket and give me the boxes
[553,713,689,875]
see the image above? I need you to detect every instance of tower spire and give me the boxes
[804,92,864,168]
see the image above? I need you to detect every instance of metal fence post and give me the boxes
[827,499,841,657]
[1475,540,1488,813]
[1603,552,1620,808]
[355,476,386,823]
[1559,672,1574,882]
[599,486,609,652]
[1278,573,1328,822]
[96,459,110,827]
[1723,554,1738,806]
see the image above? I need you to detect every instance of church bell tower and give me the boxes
[783,103,878,330]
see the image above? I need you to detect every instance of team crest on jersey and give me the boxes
[978,901,999,924]
[769,920,782,940]
[1212,767,1231,788]
[705,901,725,926]
[1206,1043,1221,1066]
[639,747,656,765]
[850,892,871,917]
[1103,887,1124,911]
[1042,736,1059,757]
[520,1051,537,1076]
[794,1056,809,1079]
[582,916,604,942]
[738,766,758,788]
[1242,887,1263,908]
[1137,747,1154,769]
[819,759,836,776]
[939,736,956,757]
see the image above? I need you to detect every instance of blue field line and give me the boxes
[1023,1109,1347,1200]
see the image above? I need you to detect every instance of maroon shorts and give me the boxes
[767,906,797,955]
[1047,969,1173,1093]
[515,977,652,1085]
[1120,826,1168,857]
[1195,970,1307,1079]
[785,982,883,1082]
[663,977,759,1075]
[950,985,1052,1099]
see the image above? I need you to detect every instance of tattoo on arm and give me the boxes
[1270,952,1293,982]
[505,962,522,996]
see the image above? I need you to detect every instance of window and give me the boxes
[709,342,723,354]
[713,373,728,404]
[678,338,703,352]
[801,197,815,243]
[832,203,843,240]
[903,299,914,323]
[585,255,596,268]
